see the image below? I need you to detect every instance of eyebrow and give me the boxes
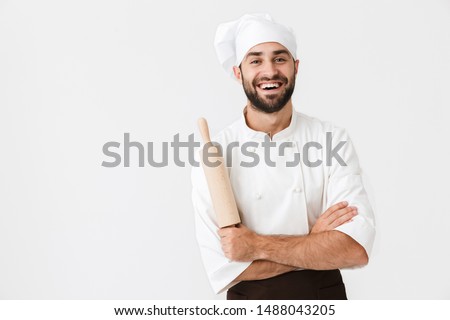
[245,49,291,60]
[273,49,290,56]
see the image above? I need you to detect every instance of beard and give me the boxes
[241,71,296,114]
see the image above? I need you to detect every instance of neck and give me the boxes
[244,100,293,138]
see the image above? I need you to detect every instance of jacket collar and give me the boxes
[239,106,297,141]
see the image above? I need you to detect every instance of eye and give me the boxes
[274,57,287,63]
[250,59,261,65]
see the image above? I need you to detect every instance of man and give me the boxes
[191,13,375,299]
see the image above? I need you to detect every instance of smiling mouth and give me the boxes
[257,82,283,91]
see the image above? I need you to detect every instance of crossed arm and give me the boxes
[218,201,369,282]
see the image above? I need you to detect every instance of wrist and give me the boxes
[253,233,270,260]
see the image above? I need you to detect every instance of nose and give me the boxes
[260,61,278,78]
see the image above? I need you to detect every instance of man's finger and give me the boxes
[328,206,357,223]
[218,226,237,237]
[330,209,358,229]
[323,201,348,218]
[218,229,226,237]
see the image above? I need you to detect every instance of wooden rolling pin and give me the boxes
[197,118,241,228]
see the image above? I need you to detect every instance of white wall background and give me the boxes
[1,0,449,299]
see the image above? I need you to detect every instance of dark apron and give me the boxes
[227,269,347,300]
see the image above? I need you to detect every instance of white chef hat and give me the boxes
[214,13,297,78]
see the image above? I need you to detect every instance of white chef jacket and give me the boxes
[191,110,376,294]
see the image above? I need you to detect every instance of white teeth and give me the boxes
[260,83,280,89]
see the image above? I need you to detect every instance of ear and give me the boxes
[233,66,242,83]
[294,59,300,76]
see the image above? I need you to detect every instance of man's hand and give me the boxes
[218,224,260,261]
[311,201,357,234]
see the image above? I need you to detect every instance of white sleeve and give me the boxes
[326,127,376,258]
[191,163,251,294]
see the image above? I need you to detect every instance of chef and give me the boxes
[191,13,376,299]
